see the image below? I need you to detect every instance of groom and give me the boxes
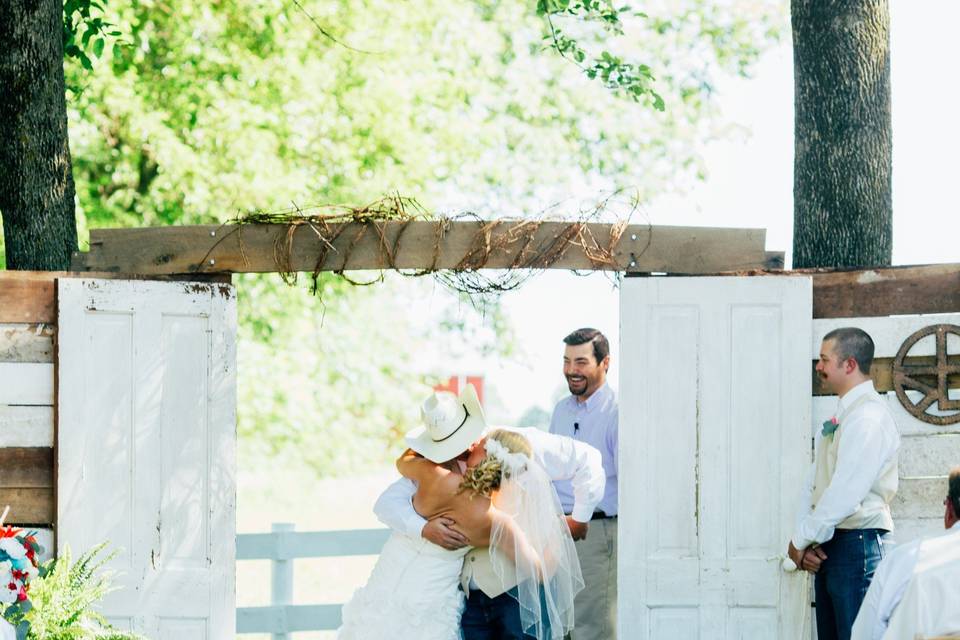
[375,383,605,639]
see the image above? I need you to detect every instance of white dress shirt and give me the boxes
[850,523,960,640]
[877,522,960,639]
[548,383,619,516]
[374,426,606,538]
[793,380,900,550]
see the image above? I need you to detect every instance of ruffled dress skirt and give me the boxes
[338,532,468,639]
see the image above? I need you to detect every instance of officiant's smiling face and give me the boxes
[563,342,608,399]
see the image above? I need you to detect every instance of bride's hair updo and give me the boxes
[458,429,532,498]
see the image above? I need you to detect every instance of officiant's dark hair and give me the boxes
[563,328,609,364]
[823,327,874,374]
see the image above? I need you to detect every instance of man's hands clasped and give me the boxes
[787,540,828,573]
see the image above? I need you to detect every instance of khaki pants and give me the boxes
[570,517,617,640]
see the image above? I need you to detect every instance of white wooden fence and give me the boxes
[236,523,391,637]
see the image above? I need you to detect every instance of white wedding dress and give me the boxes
[337,531,469,639]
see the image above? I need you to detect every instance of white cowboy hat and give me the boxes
[405,383,487,463]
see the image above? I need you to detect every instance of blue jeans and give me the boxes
[814,528,887,640]
[461,585,552,640]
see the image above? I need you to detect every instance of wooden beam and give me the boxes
[0,447,54,488]
[811,355,960,396]
[0,488,54,525]
[0,271,230,324]
[810,263,960,318]
[70,222,770,275]
[0,274,55,323]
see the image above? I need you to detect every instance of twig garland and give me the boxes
[227,191,645,302]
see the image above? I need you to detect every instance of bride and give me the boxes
[338,387,582,640]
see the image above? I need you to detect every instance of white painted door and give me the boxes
[620,276,812,639]
[57,278,236,638]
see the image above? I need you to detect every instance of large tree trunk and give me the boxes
[792,0,892,269]
[0,0,78,270]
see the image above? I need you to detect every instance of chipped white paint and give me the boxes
[0,362,53,405]
[57,278,236,638]
[0,405,54,447]
[855,270,885,285]
[620,276,812,639]
[0,323,54,363]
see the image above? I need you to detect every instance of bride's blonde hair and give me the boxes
[458,429,532,497]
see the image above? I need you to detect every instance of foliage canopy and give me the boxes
[48,0,784,474]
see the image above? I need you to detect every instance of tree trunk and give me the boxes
[0,0,78,271]
[792,0,892,269]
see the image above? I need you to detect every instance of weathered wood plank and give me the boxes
[813,313,960,359]
[0,487,54,525]
[0,323,55,363]
[892,477,948,519]
[0,271,230,325]
[811,356,960,396]
[0,447,54,488]
[0,363,54,405]
[891,518,944,547]
[0,275,55,323]
[810,263,960,319]
[899,434,960,477]
[71,222,770,275]
[0,406,54,447]
[812,393,960,437]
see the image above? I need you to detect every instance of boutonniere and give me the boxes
[822,416,840,437]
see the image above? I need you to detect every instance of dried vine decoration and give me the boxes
[229,190,644,301]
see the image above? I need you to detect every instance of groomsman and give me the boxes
[787,327,900,640]
[549,328,618,640]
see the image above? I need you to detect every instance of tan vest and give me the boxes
[811,392,898,531]
[460,546,516,598]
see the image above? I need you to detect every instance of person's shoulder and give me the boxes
[846,396,898,432]
[598,386,619,417]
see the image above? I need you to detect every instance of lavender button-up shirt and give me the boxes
[549,383,618,516]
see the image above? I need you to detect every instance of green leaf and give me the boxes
[93,37,105,57]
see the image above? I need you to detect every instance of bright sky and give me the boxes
[457,4,960,424]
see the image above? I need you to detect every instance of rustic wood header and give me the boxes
[70,222,772,275]
[810,263,960,318]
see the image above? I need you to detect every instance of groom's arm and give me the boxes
[373,477,469,550]
[512,427,605,523]
[373,477,426,538]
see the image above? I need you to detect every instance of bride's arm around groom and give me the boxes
[374,426,605,549]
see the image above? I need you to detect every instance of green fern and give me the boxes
[17,544,144,640]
